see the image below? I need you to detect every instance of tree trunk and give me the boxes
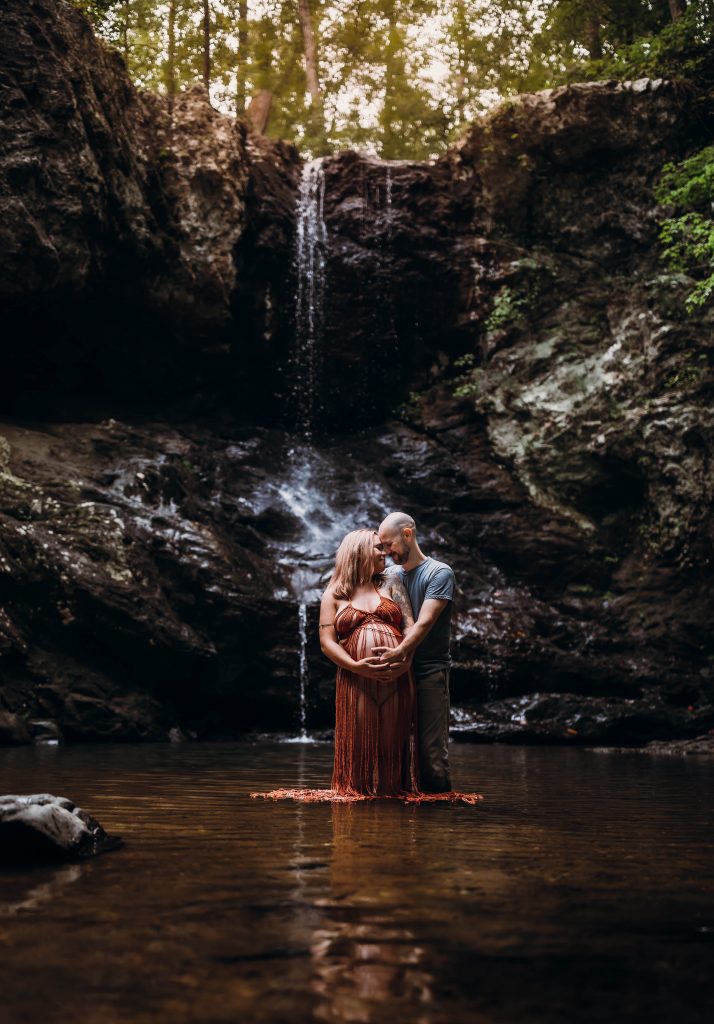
[167,0,177,101]
[668,0,687,19]
[381,5,399,157]
[247,89,272,134]
[297,0,324,142]
[202,0,211,92]
[236,0,248,114]
[453,0,467,125]
[121,2,130,62]
[586,15,603,61]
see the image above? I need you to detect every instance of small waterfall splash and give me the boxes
[294,158,327,442]
[284,600,311,743]
[297,602,309,738]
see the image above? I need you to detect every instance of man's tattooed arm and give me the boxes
[385,576,415,633]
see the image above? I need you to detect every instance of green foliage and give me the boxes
[485,286,527,332]
[483,259,553,333]
[69,1,714,159]
[451,354,477,398]
[453,366,487,401]
[396,390,423,423]
[656,146,714,311]
[72,1,169,89]
[565,4,714,91]
[72,0,121,24]
[663,362,704,388]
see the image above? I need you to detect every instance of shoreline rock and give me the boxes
[0,794,123,863]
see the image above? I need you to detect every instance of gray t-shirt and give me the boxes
[385,557,455,677]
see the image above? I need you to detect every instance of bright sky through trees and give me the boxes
[73,1,711,158]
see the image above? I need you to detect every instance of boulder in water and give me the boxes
[0,794,123,864]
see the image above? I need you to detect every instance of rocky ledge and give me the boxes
[451,691,714,746]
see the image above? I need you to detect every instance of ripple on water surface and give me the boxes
[1,742,713,1023]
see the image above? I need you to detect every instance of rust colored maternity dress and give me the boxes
[331,595,418,797]
[252,593,481,804]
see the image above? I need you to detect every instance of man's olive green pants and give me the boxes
[416,668,452,792]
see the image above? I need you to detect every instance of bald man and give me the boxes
[373,512,455,792]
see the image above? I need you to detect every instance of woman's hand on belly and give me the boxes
[369,644,413,671]
[352,656,401,682]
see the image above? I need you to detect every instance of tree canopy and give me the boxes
[71,1,714,158]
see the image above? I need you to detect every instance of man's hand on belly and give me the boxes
[368,644,411,669]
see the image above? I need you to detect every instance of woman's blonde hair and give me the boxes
[327,528,381,600]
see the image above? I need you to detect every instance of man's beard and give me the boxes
[392,544,410,565]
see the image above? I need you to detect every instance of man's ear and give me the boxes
[403,528,412,542]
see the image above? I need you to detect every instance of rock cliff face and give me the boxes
[315,79,713,730]
[0,0,299,415]
[0,0,712,746]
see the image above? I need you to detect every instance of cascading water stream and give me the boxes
[285,159,328,740]
[278,157,392,740]
[294,158,326,443]
[298,602,309,738]
[284,598,311,743]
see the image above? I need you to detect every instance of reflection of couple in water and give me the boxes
[254,512,481,804]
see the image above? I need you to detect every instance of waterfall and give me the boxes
[297,602,309,739]
[284,158,328,741]
[294,158,327,442]
[381,164,398,367]
[277,157,393,741]
[283,599,314,744]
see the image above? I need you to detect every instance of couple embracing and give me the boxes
[256,512,480,804]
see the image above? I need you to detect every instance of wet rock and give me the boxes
[0,419,305,741]
[0,0,298,414]
[451,692,714,746]
[0,410,711,744]
[348,83,713,709]
[597,734,714,756]
[0,712,31,745]
[0,794,123,864]
[28,719,63,745]
[314,152,461,428]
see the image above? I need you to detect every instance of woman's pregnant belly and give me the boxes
[347,620,402,662]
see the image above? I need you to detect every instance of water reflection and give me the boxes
[310,804,433,1024]
[0,864,82,918]
[0,743,712,1023]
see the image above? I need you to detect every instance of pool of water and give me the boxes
[1,742,713,1023]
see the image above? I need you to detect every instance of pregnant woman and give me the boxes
[253,529,480,804]
[324,528,418,798]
